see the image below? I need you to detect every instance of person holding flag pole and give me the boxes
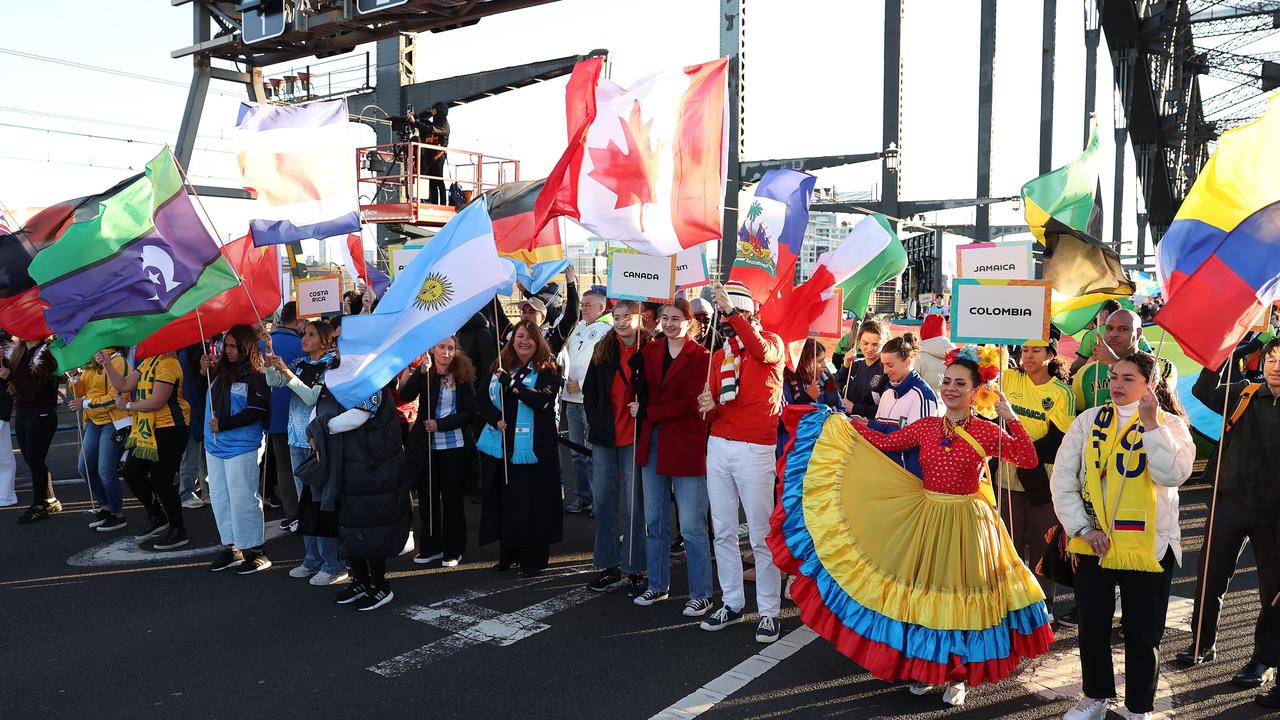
[69,348,132,532]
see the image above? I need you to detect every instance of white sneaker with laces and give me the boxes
[942,682,966,707]
[288,565,317,579]
[181,496,205,509]
[310,571,349,586]
[1063,696,1111,720]
[908,681,936,696]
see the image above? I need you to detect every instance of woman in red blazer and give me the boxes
[630,298,714,617]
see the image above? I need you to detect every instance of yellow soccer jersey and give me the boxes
[998,370,1076,491]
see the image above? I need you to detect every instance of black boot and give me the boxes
[1232,660,1274,689]
[1175,644,1216,667]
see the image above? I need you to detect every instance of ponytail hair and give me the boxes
[1118,353,1186,418]
[881,332,920,361]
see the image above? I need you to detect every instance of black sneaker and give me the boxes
[626,573,646,599]
[88,509,112,528]
[16,504,52,524]
[264,494,282,509]
[336,583,369,605]
[1058,606,1079,627]
[96,515,128,533]
[633,589,668,606]
[565,499,592,514]
[755,615,780,643]
[134,516,169,540]
[700,604,744,631]
[236,549,272,574]
[152,527,189,550]
[414,551,444,565]
[209,548,245,572]
[355,587,395,611]
[278,516,297,531]
[683,598,714,617]
[588,568,624,593]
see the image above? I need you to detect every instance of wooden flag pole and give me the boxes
[1193,355,1236,656]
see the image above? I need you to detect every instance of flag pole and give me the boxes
[1194,357,1234,659]
[66,377,97,512]
[168,147,271,325]
[492,296,510,486]
[702,270,722,419]
[426,363,434,538]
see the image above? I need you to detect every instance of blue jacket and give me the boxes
[866,370,937,479]
[205,367,269,459]
[268,328,304,434]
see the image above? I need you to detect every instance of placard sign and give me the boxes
[389,244,423,279]
[949,279,1051,344]
[675,246,709,290]
[956,241,1034,280]
[297,275,342,317]
[607,252,677,303]
[807,289,844,339]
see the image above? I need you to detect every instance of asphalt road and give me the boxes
[2,427,1277,720]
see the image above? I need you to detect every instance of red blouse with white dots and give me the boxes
[852,416,1038,495]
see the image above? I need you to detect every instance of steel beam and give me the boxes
[1040,0,1056,174]
[1084,0,1100,147]
[739,152,885,184]
[719,0,743,277]
[882,0,902,221]
[976,0,997,242]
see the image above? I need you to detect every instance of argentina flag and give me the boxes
[326,198,514,408]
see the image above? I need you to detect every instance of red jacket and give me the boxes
[635,337,710,477]
[706,313,784,446]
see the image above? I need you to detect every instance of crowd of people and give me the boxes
[3,262,1279,718]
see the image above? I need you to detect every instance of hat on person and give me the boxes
[723,280,756,314]
[921,314,948,341]
[519,297,547,315]
[690,297,714,317]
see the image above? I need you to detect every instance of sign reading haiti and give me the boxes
[607,252,677,302]
[956,241,1035,280]
[675,245,709,290]
[949,279,1051,344]
[297,275,342,317]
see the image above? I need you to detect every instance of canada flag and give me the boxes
[535,56,729,257]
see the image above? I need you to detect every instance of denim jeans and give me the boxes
[79,421,126,514]
[178,433,207,501]
[290,445,342,574]
[589,442,646,574]
[640,429,712,599]
[562,400,592,503]
[206,445,265,550]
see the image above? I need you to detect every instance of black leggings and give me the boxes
[14,409,58,506]
[123,425,189,530]
[417,446,469,559]
[349,557,388,590]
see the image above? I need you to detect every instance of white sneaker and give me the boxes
[1063,696,1111,720]
[909,681,936,695]
[1114,709,1152,720]
[942,682,966,707]
[288,565,317,579]
[181,496,205,509]
[310,571,349,586]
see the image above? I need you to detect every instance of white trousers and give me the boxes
[706,435,781,618]
[0,420,15,506]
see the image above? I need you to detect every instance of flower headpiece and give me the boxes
[943,343,1007,415]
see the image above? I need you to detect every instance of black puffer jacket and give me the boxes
[312,384,410,559]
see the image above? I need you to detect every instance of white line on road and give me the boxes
[649,626,819,720]
[67,524,289,567]
[369,575,600,678]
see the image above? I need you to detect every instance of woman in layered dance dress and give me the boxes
[768,345,1054,708]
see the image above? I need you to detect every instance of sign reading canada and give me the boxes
[949,279,1051,344]
[607,252,677,303]
[297,275,342,317]
[956,241,1035,280]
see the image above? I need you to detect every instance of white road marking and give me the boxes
[649,626,819,720]
[368,572,598,678]
[67,524,288,567]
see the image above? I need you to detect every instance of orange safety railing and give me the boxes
[357,141,520,226]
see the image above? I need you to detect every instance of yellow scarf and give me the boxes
[1067,403,1163,572]
[952,424,998,508]
[125,357,163,461]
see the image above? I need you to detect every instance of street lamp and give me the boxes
[883,142,901,173]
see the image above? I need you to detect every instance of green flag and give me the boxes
[29,147,240,369]
[1022,121,1100,243]
[832,214,906,317]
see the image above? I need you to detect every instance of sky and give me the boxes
[0,0,1213,267]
